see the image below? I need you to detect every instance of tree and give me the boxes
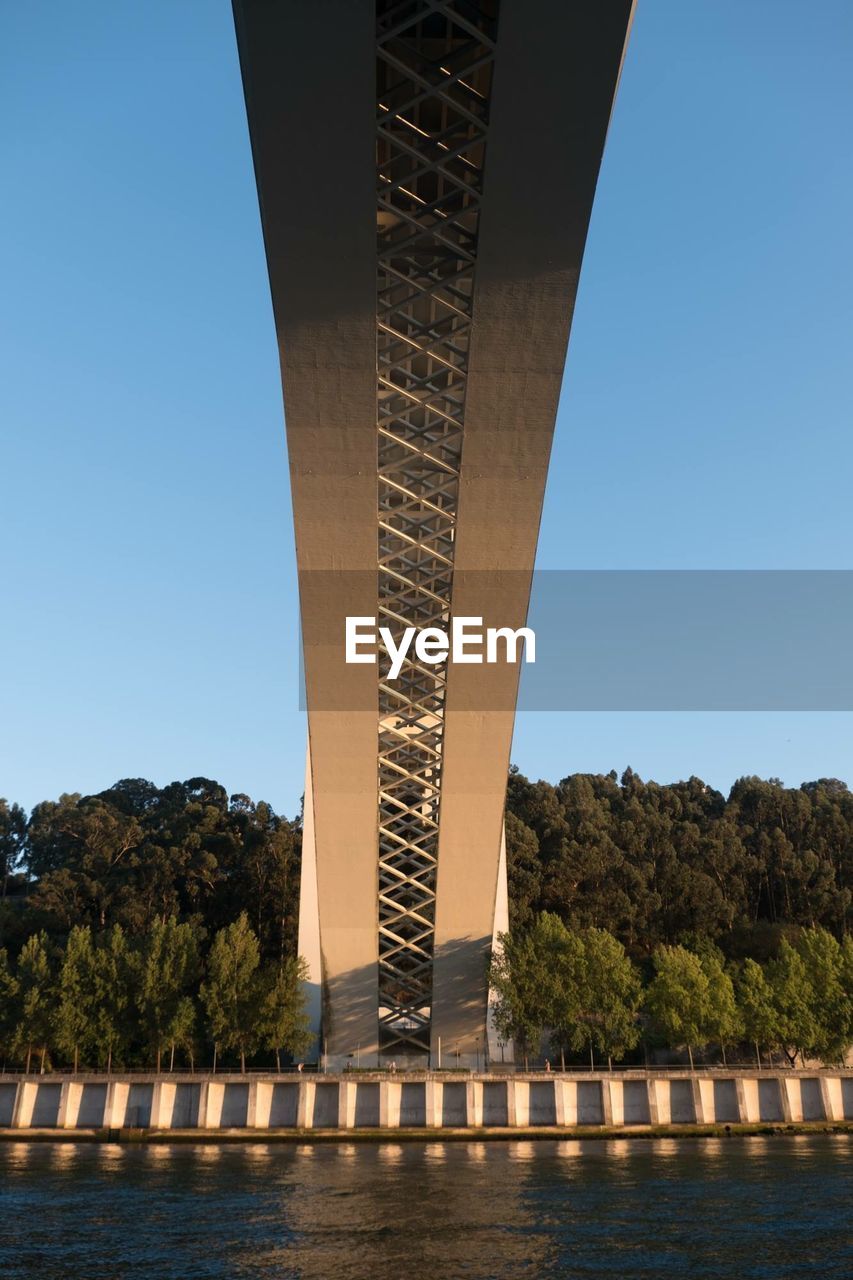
[54,925,97,1071]
[91,925,133,1071]
[257,956,313,1069]
[13,932,54,1072]
[644,945,710,1069]
[201,913,262,1072]
[167,997,198,1071]
[698,947,741,1066]
[794,927,849,1064]
[0,799,27,903]
[0,948,19,1060]
[136,916,201,1070]
[578,928,641,1069]
[737,958,777,1066]
[28,795,143,930]
[766,939,817,1066]
[840,936,853,1060]
[489,923,554,1068]
[542,917,585,1068]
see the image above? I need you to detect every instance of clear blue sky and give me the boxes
[2,0,852,816]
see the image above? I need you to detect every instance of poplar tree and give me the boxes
[0,948,19,1060]
[489,923,553,1068]
[258,956,313,1070]
[542,916,585,1068]
[201,913,262,1072]
[766,940,816,1066]
[92,925,133,1071]
[54,925,96,1071]
[644,945,710,1069]
[578,928,641,1069]
[137,916,201,1071]
[737,958,777,1066]
[698,947,741,1067]
[13,931,54,1072]
[794,927,848,1064]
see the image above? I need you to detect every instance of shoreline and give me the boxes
[2,1120,851,1145]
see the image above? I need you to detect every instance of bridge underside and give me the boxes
[234,0,633,1066]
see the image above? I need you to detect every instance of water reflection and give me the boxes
[555,1140,583,1160]
[0,1136,850,1280]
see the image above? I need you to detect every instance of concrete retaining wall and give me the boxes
[1,1071,851,1133]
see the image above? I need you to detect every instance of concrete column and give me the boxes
[599,1079,613,1126]
[104,1081,129,1128]
[149,1082,164,1129]
[512,1081,529,1127]
[60,1082,84,1129]
[820,1075,842,1121]
[338,1080,355,1130]
[735,1077,753,1122]
[424,1080,441,1128]
[607,1079,623,1126]
[647,1079,662,1125]
[505,1079,517,1127]
[197,1081,209,1129]
[553,1079,566,1126]
[562,1080,578,1125]
[163,1082,177,1129]
[150,1081,177,1129]
[379,1081,401,1129]
[297,1080,315,1128]
[466,1080,483,1127]
[780,1076,797,1122]
[698,1079,715,1123]
[154,1080,175,1131]
[254,1082,274,1129]
[691,1077,705,1124]
[57,1082,71,1129]
[207,1081,226,1128]
[13,1082,35,1128]
[246,1081,259,1128]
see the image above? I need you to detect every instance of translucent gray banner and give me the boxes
[297,571,853,711]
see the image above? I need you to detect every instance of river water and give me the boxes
[0,1135,849,1278]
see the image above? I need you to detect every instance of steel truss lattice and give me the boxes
[376,0,499,1054]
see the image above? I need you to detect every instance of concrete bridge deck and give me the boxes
[2,1070,851,1136]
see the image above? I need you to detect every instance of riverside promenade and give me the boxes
[1,1070,851,1139]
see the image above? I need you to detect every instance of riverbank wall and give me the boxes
[1,1069,851,1137]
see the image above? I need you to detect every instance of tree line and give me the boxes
[1,778,301,961]
[505,767,852,955]
[1,767,851,1069]
[0,912,312,1073]
[490,914,853,1069]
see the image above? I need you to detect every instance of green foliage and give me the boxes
[576,928,642,1064]
[489,921,555,1064]
[257,956,313,1068]
[136,917,202,1070]
[90,925,133,1070]
[0,798,27,899]
[645,945,710,1064]
[14,778,301,958]
[505,769,852,948]
[490,915,641,1067]
[793,927,848,1064]
[697,946,741,1055]
[54,925,97,1071]
[766,940,817,1065]
[201,913,262,1072]
[12,931,54,1070]
[0,948,19,1056]
[736,958,776,1060]
[0,767,850,1069]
